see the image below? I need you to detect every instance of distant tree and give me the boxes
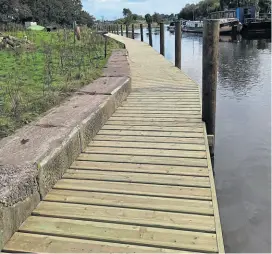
[152,12,162,24]
[79,10,95,27]
[123,8,132,17]
[145,13,152,23]
[132,14,138,21]
[259,0,271,12]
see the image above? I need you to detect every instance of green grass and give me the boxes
[0,28,122,138]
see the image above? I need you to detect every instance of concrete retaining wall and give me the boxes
[0,49,131,249]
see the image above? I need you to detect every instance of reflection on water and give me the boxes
[135,28,271,253]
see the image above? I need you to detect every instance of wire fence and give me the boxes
[0,25,121,138]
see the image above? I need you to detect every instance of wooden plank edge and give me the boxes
[203,124,225,253]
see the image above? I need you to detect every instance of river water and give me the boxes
[134,28,271,253]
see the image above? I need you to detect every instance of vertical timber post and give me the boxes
[104,36,108,58]
[132,24,135,39]
[126,24,129,37]
[140,24,144,42]
[202,19,220,162]
[121,25,123,36]
[160,22,165,56]
[117,24,119,35]
[148,23,152,46]
[175,21,181,69]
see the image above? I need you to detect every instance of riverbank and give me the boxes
[0,28,122,139]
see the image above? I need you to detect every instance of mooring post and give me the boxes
[148,23,153,46]
[175,21,181,69]
[202,19,220,159]
[132,24,135,39]
[160,22,165,56]
[121,25,123,36]
[126,24,129,37]
[231,25,237,39]
[140,24,144,41]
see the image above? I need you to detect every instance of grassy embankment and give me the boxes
[0,27,122,139]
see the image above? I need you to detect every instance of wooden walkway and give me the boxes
[3,35,224,253]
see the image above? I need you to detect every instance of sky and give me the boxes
[82,0,198,20]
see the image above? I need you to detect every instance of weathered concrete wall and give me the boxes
[0,49,131,249]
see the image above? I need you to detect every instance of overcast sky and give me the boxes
[82,0,198,20]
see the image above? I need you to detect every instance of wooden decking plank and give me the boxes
[94,135,205,144]
[89,140,206,151]
[119,107,202,111]
[114,110,201,115]
[122,102,201,106]
[98,130,203,138]
[112,114,201,119]
[63,169,210,187]
[127,96,199,101]
[45,189,214,215]
[106,120,203,127]
[55,179,212,200]
[4,233,178,253]
[78,153,207,167]
[102,124,203,132]
[110,117,202,123]
[85,146,206,159]
[33,201,216,232]
[102,125,203,133]
[19,216,218,252]
[70,161,209,176]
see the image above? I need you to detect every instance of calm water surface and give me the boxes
[135,29,271,253]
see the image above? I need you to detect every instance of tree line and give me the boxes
[115,8,175,25]
[116,0,270,25]
[0,0,95,27]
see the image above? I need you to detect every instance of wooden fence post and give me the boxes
[140,24,144,42]
[175,21,181,69]
[117,24,119,35]
[202,19,220,157]
[126,24,129,37]
[104,36,107,58]
[160,22,165,56]
[148,23,152,46]
[132,24,135,39]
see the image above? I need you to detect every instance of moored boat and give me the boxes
[167,21,175,32]
[182,18,242,34]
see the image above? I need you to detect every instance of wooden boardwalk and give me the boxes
[3,35,224,253]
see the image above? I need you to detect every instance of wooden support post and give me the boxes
[121,25,123,36]
[148,23,153,46]
[117,24,119,35]
[231,25,237,39]
[160,22,165,56]
[202,19,220,157]
[175,21,181,69]
[140,24,144,41]
[126,24,129,37]
[132,24,135,39]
